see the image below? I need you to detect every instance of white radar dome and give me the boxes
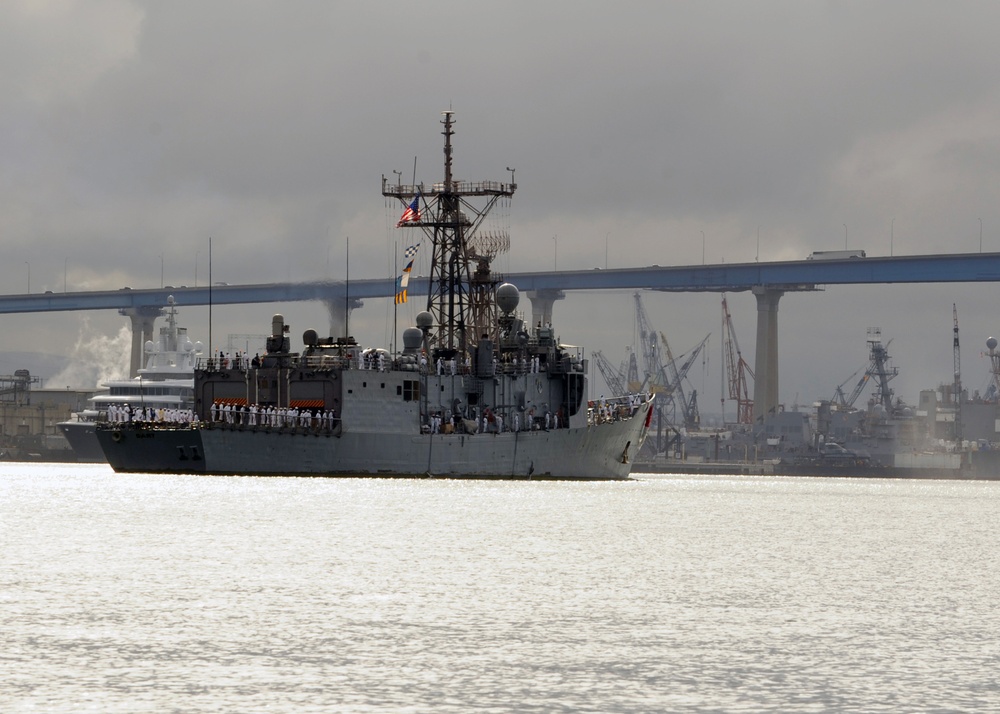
[403,327,423,350]
[416,311,434,330]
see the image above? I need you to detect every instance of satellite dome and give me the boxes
[182,339,194,352]
[416,311,434,330]
[302,329,318,346]
[496,283,520,314]
[988,337,998,351]
[193,341,204,353]
[167,295,175,305]
[144,340,155,353]
[402,327,423,350]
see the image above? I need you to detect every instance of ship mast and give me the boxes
[382,111,516,357]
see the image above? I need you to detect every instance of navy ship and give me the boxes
[96,112,653,478]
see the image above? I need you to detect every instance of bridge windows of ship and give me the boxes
[400,380,420,402]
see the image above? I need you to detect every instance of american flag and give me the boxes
[397,195,421,226]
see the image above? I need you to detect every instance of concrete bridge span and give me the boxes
[2,252,1000,418]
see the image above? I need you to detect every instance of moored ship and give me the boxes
[59,296,202,462]
[96,111,653,478]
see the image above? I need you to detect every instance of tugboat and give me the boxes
[59,295,202,462]
[96,111,653,478]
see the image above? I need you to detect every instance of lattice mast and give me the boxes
[382,111,516,357]
[866,328,897,412]
[988,336,1000,401]
[953,303,962,441]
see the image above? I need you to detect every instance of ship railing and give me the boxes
[301,354,352,370]
[383,180,515,197]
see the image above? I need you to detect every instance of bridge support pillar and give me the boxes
[525,289,566,328]
[120,306,163,378]
[751,286,785,425]
[323,297,364,339]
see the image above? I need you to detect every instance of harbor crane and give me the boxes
[592,349,629,398]
[632,292,706,429]
[624,347,642,394]
[721,295,754,423]
[665,334,710,428]
[832,365,868,408]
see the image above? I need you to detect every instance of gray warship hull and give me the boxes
[97,406,651,479]
[58,421,106,463]
[95,111,653,479]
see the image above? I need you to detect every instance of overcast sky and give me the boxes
[5,1,1000,417]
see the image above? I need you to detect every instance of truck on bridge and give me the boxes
[806,250,867,260]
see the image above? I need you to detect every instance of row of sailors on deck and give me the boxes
[428,408,561,434]
[105,404,194,424]
[204,351,260,371]
[590,396,642,424]
[360,350,388,371]
[210,401,338,429]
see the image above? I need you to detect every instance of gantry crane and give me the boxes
[721,295,754,423]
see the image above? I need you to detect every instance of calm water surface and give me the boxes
[2,463,999,712]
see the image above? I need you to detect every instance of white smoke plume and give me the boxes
[48,317,132,389]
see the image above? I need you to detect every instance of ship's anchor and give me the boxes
[621,440,631,464]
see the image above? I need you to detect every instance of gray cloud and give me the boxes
[3,1,1000,410]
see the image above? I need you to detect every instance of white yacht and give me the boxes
[59,296,203,462]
